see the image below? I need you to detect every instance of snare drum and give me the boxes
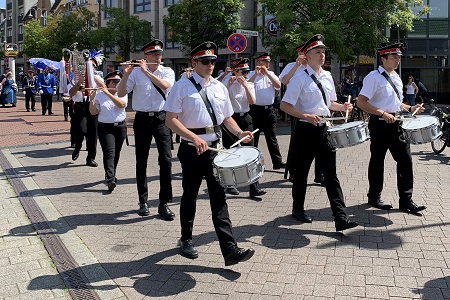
[327,121,370,148]
[212,146,264,188]
[401,116,442,144]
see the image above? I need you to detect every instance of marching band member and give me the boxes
[69,50,104,167]
[164,41,255,265]
[36,67,56,115]
[222,58,266,199]
[88,71,127,192]
[22,69,37,112]
[117,39,175,220]
[357,42,426,213]
[280,34,358,231]
[247,53,285,170]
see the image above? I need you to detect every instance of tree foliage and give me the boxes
[22,7,98,60]
[163,0,245,54]
[259,0,429,62]
[92,6,153,61]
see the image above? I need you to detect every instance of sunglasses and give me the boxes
[198,59,216,65]
[239,70,249,74]
[107,79,120,83]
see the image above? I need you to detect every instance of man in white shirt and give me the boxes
[117,39,175,220]
[247,53,285,169]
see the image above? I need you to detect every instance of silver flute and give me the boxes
[119,62,163,65]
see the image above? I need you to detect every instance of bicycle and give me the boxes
[429,99,450,154]
[330,94,369,123]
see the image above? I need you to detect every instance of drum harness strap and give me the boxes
[379,70,401,101]
[188,77,223,147]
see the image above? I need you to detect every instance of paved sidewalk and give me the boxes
[1,96,450,299]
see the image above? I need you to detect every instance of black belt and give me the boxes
[187,125,221,135]
[252,104,272,110]
[136,111,165,117]
[181,139,220,147]
[233,112,249,117]
[98,120,125,126]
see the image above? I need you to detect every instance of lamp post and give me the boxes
[98,0,102,29]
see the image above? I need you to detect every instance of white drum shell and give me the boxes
[401,116,442,144]
[327,121,370,148]
[212,147,264,188]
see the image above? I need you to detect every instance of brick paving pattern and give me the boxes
[1,96,450,299]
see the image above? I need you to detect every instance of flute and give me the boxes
[119,62,163,65]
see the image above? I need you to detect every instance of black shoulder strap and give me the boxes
[304,69,327,106]
[380,71,401,101]
[188,76,218,126]
[151,81,166,101]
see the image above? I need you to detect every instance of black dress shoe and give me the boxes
[249,188,266,199]
[138,202,150,216]
[224,246,255,266]
[226,187,239,195]
[86,160,98,167]
[180,239,198,259]
[368,198,393,210]
[314,175,325,186]
[158,204,175,220]
[107,182,116,192]
[42,112,46,115]
[273,162,287,170]
[335,218,359,231]
[399,201,426,213]
[48,112,54,115]
[292,209,312,223]
[26,109,30,112]
[72,149,80,161]
[32,109,36,112]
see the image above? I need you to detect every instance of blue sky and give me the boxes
[0,1,5,8]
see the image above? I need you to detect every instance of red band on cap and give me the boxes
[379,48,401,55]
[144,45,162,53]
[232,63,249,70]
[105,75,121,81]
[256,56,270,61]
[192,49,215,59]
[303,40,325,54]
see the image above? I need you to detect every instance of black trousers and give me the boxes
[73,102,98,161]
[367,116,413,204]
[178,142,236,257]
[25,93,35,111]
[41,93,53,114]
[63,99,74,120]
[286,117,323,180]
[291,122,347,221]
[133,112,172,204]
[249,105,283,165]
[98,121,127,183]
[222,112,260,191]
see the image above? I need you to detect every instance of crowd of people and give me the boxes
[1,35,431,266]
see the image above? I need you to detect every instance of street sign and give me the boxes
[5,43,19,57]
[227,33,247,53]
[266,18,278,37]
[3,57,8,65]
[236,29,259,37]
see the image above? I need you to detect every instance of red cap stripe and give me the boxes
[192,49,215,59]
[379,48,401,55]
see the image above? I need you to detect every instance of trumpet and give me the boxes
[119,62,163,65]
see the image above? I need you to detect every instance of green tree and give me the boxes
[163,0,245,54]
[259,0,429,62]
[92,6,152,61]
[23,7,99,60]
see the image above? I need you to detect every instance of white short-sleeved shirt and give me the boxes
[359,66,403,112]
[246,70,280,105]
[125,65,175,112]
[279,62,305,84]
[164,72,234,142]
[227,80,255,113]
[94,91,128,123]
[70,83,85,103]
[221,72,232,85]
[281,65,337,116]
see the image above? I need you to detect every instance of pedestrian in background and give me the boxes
[36,67,56,115]
[404,75,418,106]
[1,71,17,107]
[22,70,36,112]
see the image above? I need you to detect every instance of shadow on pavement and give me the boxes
[413,276,450,299]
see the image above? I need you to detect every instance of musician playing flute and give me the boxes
[116,39,175,220]
[357,42,426,214]
[280,34,358,231]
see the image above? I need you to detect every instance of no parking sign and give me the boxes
[227,33,247,53]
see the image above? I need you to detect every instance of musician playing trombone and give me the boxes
[280,34,358,231]
[116,39,175,220]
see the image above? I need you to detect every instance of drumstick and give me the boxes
[378,116,417,121]
[411,103,424,117]
[323,117,346,121]
[187,142,240,156]
[229,129,259,149]
[345,95,351,123]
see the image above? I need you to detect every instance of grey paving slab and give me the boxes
[3,120,450,299]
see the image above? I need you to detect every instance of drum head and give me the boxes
[213,147,260,168]
[402,116,438,130]
[328,121,364,132]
